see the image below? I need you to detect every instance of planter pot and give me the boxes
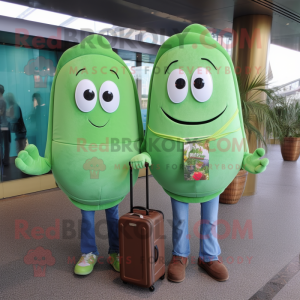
[280,137,300,161]
[219,170,248,204]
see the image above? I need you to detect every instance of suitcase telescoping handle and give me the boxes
[129,162,150,215]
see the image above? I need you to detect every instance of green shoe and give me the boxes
[74,252,98,275]
[108,253,120,272]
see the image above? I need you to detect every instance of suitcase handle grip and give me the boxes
[129,213,144,218]
[132,206,149,216]
[154,245,159,263]
[129,162,150,213]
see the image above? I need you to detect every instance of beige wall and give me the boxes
[1,168,149,199]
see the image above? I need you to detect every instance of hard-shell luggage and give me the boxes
[119,163,165,292]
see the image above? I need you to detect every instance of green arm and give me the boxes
[15,144,51,175]
[130,152,152,169]
[242,148,269,174]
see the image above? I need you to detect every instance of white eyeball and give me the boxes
[75,79,97,112]
[167,69,188,103]
[99,81,120,113]
[191,68,213,102]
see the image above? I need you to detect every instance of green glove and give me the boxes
[15,144,51,175]
[242,148,269,174]
[130,152,152,169]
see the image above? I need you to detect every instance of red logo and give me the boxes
[24,246,55,277]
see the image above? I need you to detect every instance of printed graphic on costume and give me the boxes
[184,140,209,180]
[83,157,106,179]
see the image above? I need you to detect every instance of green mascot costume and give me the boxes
[16,35,144,275]
[131,24,269,282]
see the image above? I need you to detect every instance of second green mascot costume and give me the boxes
[131,24,269,282]
[16,35,144,275]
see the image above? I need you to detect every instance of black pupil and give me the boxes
[83,89,95,101]
[194,78,205,89]
[175,78,186,89]
[103,91,113,102]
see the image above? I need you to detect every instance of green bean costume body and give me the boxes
[16,35,144,210]
[131,24,269,203]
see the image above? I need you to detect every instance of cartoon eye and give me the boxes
[191,68,213,102]
[75,79,97,112]
[167,69,188,103]
[99,81,120,113]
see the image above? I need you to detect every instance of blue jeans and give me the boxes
[171,196,221,262]
[80,205,119,256]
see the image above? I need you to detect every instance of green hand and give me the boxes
[242,148,269,174]
[130,152,152,169]
[15,144,51,175]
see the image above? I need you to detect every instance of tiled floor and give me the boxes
[0,144,299,300]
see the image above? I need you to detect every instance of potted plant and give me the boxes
[268,96,300,161]
[220,73,281,204]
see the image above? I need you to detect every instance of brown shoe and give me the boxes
[198,258,229,281]
[167,255,188,283]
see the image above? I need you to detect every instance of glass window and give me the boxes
[141,62,153,108]
[117,50,137,96]
[134,62,154,130]
[142,53,156,64]
[123,60,136,82]
[269,44,300,103]
[117,49,136,61]
[117,49,155,129]
[0,44,62,181]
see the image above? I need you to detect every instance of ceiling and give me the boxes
[3,0,300,51]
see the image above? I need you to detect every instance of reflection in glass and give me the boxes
[0,44,59,181]
[6,93,27,154]
[0,84,10,166]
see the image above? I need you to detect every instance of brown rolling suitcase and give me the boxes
[119,163,165,292]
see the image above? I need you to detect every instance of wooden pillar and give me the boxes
[232,15,272,196]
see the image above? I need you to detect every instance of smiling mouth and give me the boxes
[161,106,227,125]
[88,119,109,128]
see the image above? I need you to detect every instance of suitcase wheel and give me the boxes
[149,286,155,292]
[160,273,165,280]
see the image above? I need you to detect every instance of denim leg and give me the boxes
[199,196,221,262]
[81,210,99,255]
[105,204,119,254]
[171,197,190,257]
